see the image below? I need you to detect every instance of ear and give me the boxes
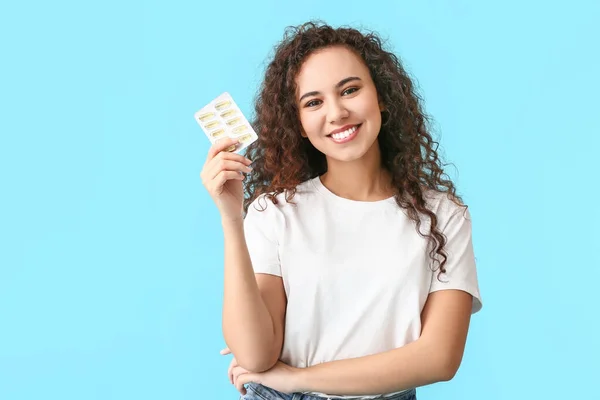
[379,101,386,112]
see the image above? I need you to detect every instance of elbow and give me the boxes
[230,342,280,373]
[436,354,462,382]
[236,353,278,373]
[437,366,458,382]
[222,331,281,372]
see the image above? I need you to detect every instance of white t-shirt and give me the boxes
[243,176,482,398]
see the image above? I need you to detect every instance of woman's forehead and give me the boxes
[295,46,369,91]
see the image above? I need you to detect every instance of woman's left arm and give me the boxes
[235,289,474,396]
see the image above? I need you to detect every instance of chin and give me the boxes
[326,150,369,163]
[325,142,378,163]
[327,138,380,164]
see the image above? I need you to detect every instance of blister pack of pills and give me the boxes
[194,92,258,153]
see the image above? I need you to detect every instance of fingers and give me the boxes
[235,379,247,396]
[232,366,250,395]
[206,137,240,161]
[220,347,234,384]
[206,147,252,168]
[205,159,252,182]
[228,356,238,385]
[221,347,237,385]
[233,367,252,395]
[220,347,254,396]
[200,148,252,191]
[220,347,231,355]
[212,171,244,193]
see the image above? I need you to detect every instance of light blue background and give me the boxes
[1,1,598,399]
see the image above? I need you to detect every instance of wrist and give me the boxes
[293,365,311,393]
[221,216,244,228]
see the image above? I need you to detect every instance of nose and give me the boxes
[326,98,349,123]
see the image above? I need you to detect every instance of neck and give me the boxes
[320,144,393,202]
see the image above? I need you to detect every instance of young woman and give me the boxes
[201,21,483,400]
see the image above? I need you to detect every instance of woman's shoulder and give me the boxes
[422,188,469,219]
[245,177,320,215]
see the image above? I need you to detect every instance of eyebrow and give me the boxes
[298,76,362,102]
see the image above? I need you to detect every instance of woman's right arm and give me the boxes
[221,219,286,373]
[200,137,286,373]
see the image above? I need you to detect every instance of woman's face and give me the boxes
[295,46,384,163]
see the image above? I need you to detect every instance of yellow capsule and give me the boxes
[197,112,215,122]
[225,144,237,152]
[215,100,231,111]
[210,129,226,138]
[226,117,242,126]
[220,109,237,119]
[237,133,254,143]
[232,125,249,134]
[204,120,221,130]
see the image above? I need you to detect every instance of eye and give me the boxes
[304,99,322,108]
[342,87,359,96]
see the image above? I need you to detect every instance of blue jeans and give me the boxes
[240,383,417,400]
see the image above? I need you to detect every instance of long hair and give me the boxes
[243,21,466,278]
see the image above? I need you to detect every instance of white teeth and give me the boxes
[331,125,357,140]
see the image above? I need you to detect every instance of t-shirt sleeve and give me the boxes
[243,197,282,277]
[429,203,483,314]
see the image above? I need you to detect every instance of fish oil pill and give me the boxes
[226,117,242,126]
[236,133,253,143]
[204,120,221,130]
[210,129,226,139]
[220,109,237,119]
[232,125,249,134]
[215,100,231,111]
[197,112,215,122]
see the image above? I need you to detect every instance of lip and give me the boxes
[328,124,360,136]
[328,124,361,144]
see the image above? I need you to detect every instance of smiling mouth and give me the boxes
[327,124,361,143]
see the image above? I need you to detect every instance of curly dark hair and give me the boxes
[243,21,467,278]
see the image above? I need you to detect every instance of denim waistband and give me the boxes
[242,383,417,400]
